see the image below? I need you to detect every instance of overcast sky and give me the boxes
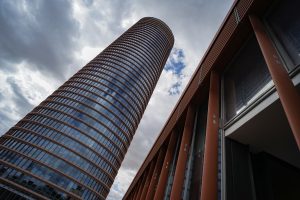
[0,0,232,199]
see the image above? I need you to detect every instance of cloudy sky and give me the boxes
[0,0,232,199]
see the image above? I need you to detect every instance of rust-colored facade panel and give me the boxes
[153,131,179,200]
[139,157,157,200]
[169,106,196,199]
[145,146,167,200]
[200,71,220,200]
[134,168,150,200]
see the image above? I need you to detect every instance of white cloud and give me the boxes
[0,62,58,133]
[107,168,136,200]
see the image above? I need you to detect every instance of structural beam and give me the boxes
[139,157,157,200]
[250,15,300,149]
[153,131,179,200]
[145,146,167,200]
[170,106,196,200]
[131,180,141,200]
[200,71,220,200]
[134,168,149,200]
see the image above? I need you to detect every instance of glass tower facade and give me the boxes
[0,17,174,200]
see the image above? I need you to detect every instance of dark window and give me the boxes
[223,36,272,122]
[266,0,300,71]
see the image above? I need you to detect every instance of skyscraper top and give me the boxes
[136,17,174,45]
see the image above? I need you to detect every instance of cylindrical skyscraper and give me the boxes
[0,17,174,200]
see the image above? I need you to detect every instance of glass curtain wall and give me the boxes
[265,0,300,71]
[223,35,272,123]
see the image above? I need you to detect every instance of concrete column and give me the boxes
[131,180,141,200]
[145,146,167,200]
[139,157,157,200]
[134,168,149,200]
[200,71,220,200]
[250,15,300,149]
[170,106,196,200]
[153,131,178,200]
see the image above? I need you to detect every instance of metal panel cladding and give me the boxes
[0,17,174,200]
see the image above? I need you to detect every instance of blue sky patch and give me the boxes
[164,48,185,75]
[165,48,186,95]
[168,82,181,95]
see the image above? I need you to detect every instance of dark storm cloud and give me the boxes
[82,0,94,7]
[0,0,80,80]
[0,111,14,133]
[78,0,133,47]
[0,76,34,134]
[6,77,34,115]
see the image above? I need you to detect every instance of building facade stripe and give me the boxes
[0,160,83,200]
[15,119,122,173]
[0,178,49,200]
[200,71,220,200]
[22,112,126,157]
[145,146,166,200]
[1,135,113,189]
[139,158,157,200]
[53,87,137,132]
[170,106,196,200]
[31,105,130,150]
[60,82,139,126]
[0,145,106,199]
[153,130,178,200]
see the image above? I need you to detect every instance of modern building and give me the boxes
[0,17,174,200]
[123,0,300,199]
